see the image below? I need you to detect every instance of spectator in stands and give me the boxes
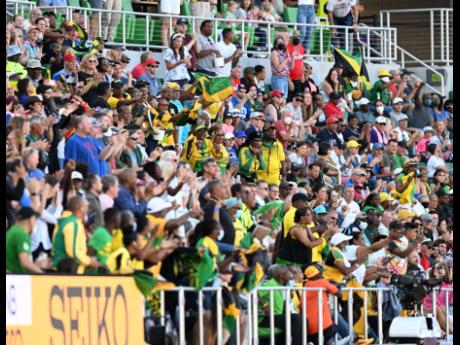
[87,0,102,39]
[254,65,266,92]
[355,98,375,125]
[286,31,304,100]
[23,8,42,32]
[371,68,395,108]
[216,29,242,78]
[322,68,343,98]
[102,0,121,42]
[270,37,293,99]
[323,92,345,121]
[138,58,162,96]
[195,20,221,77]
[160,0,181,46]
[131,51,153,79]
[164,33,192,86]
[295,0,316,55]
[6,207,48,273]
[190,0,212,34]
[174,18,197,69]
[7,45,27,78]
[326,0,359,48]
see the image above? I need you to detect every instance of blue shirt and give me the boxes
[137,73,161,96]
[93,138,110,176]
[64,134,101,174]
[114,185,147,216]
[28,168,46,181]
[429,108,449,122]
[231,97,251,119]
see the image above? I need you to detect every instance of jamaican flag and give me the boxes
[333,47,370,81]
[253,200,286,231]
[237,249,268,293]
[133,270,159,297]
[222,286,241,333]
[190,73,234,104]
[192,247,216,291]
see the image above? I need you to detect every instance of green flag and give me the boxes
[253,200,285,230]
[191,247,215,291]
[133,270,158,297]
[222,286,241,332]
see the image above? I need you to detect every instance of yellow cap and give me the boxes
[379,192,394,203]
[378,68,391,78]
[166,82,180,90]
[397,208,416,220]
[346,140,361,149]
[304,265,321,279]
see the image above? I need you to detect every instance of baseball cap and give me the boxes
[244,66,255,74]
[237,84,247,91]
[71,171,84,180]
[421,214,433,222]
[26,59,45,69]
[7,45,22,58]
[329,92,342,100]
[379,192,394,203]
[397,114,409,122]
[145,57,160,66]
[235,130,246,138]
[351,168,366,176]
[372,143,384,150]
[247,132,263,142]
[358,98,370,106]
[224,133,235,140]
[375,116,387,124]
[346,140,361,149]
[326,116,339,124]
[392,97,404,104]
[304,264,323,279]
[423,126,434,132]
[15,207,41,221]
[271,90,283,97]
[176,18,189,25]
[313,205,327,215]
[397,208,416,220]
[333,61,344,68]
[330,233,353,246]
[89,117,102,127]
[403,159,418,167]
[64,53,77,62]
[250,112,265,119]
[146,197,172,214]
[229,109,242,117]
[120,54,131,63]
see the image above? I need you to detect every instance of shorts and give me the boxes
[160,0,181,14]
[88,0,103,9]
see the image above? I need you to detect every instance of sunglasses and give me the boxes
[148,65,158,68]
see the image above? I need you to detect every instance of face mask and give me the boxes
[277,44,285,50]
[292,38,300,46]
[350,81,358,87]
[376,106,384,114]
[287,280,296,287]
[236,210,243,219]
[359,222,368,231]
[381,77,390,83]
[423,99,432,106]
[421,202,429,208]
[218,229,225,241]
[284,117,293,125]
[432,99,440,106]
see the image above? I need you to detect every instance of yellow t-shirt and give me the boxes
[153,112,175,146]
[111,228,124,252]
[233,218,246,246]
[283,207,297,237]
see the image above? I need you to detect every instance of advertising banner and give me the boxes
[6,274,145,345]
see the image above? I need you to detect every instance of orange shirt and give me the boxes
[302,279,338,335]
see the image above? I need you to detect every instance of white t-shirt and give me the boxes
[427,155,445,177]
[394,127,410,142]
[337,198,361,230]
[215,41,237,77]
[343,245,366,284]
[298,0,315,5]
[326,0,357,18]
[284,102,303,122]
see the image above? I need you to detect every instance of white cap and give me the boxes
[146,197,172,214]
[423,126,434,132]
[330,233,353,246]
[397,114,409,121]
[224,132,235,140]
[375,116,387,124]
[358,98,370,106]
[71,171,83,180]
[392,97,404,104]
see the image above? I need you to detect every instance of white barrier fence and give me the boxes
[149,286,453,345]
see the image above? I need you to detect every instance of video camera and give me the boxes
[391,272,442,310]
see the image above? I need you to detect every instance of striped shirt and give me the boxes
[326,0,356,18]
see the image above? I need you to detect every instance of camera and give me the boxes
[391,272,442,310]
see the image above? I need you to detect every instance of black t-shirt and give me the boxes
[78,71,98,104]
[203,199,235,245]
[316,128,340,145]
[91,97,111,109]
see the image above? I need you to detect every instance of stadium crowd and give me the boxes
[5,2,453,345]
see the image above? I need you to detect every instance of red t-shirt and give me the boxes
[420,255,432,271]
[287,43,304,81]
[131,63,147,80]
[274,120,289,149]
[323,101,344,121]
[232,77,241,92]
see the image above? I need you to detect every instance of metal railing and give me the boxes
[430,287,453,338]
[6,0,397,63]
[6,0,35,19]
[380,8,453,66]
[358,23,445,96]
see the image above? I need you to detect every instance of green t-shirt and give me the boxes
[371,80,392,105]
[6,225,32,273]
[88,227,112,264]
[393,153,407,169]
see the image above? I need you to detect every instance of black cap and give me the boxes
[177,18,189,25]
[15,207,41,221]
[333,62,344,68]
[26,96,43,108]
[36,84,53,94]
[247,131,263,143]
[329,92,342,100]
[237,84,247,91]
[293,91,304,98]
[120,54,130,63]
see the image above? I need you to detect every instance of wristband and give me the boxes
[214,207,220,212]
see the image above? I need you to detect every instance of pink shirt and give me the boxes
[416,138,430,153]
[99,193,114,212]
[423,282,453,309]
[222,123,234,134]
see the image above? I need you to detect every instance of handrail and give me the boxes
[5,0,396,62]
[380,8,452,14]
[358,23,445,96]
